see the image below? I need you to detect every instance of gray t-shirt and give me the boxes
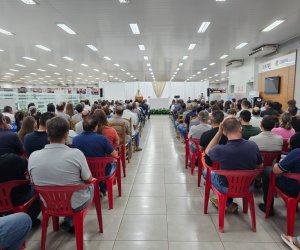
[28,144,92,209]
[72,113,82,123]
[249,131,283,151]
[75,121,83,134]
[188,124,211,139]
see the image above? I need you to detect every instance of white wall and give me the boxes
[228,58,255,100]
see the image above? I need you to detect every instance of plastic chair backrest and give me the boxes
[0,180,29,213]
[109,122,126,145]
[213,169,262,197]
[282,139,289,153]
[123,118,132,136]
[34,183,93,217]
[260,151,281,167]
[188,138,200,152]
[86,157,116,182]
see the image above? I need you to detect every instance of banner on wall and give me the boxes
[258,52,296,73]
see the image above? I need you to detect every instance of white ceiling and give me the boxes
[0,0,300,86]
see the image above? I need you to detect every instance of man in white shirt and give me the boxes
[2,106,15,123]
[122,104,142,151]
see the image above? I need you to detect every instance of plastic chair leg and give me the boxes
[107,179,114,209]
[73,214,84,250]
[121,146,126,177]
[248,195,256,232]
[52,216,59,232]
[218,195,227,233]
[185,144,189,168]
[198,161,203,187]
[191,155,195,176]
[41,213,50,250]
[287,198,297,236]
[243,197,249,214]
[204,172,211,214]
[93,182,103,233]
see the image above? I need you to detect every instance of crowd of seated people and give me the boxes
[0,97,149,246]
[171,97,300,215]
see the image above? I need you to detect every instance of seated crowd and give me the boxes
[0,98,149,249]
[171,97,300,214]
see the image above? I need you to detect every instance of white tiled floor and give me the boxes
[26,116,299,249]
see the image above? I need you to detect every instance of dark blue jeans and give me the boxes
[99,162,117,193]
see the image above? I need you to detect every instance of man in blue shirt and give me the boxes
[259,133,300,215]
[72,115,118,195]
[24,112,55,156]
[205,117,263,212]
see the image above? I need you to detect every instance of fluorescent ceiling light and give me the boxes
[0,49,4,52]
[235,42,248,49]
[149,68,153,71]
[53,72,60,75]
[138,44,145,51]
[262,20,285,32]
[121,69,125,71]
[147,63,151,67]
[23,56,36,61]
[86,44,98,51]
[220,54,229,59]
[114,64,120,67]
[0,28,14,36]
[109,75,113,78]
[15,64,26,68]
[30,73,37,75]
[65,69,72,72]
[93,69,99,72]
[20,0,37,4]
[198,22,211,33]
[176,68,180,71]
[63,56,74,61]
[37,69,46,72]
[188,43,196,50]
[144,56,149,60]
[45,75,51,78]
[215,74,219,77]
[193,74,196,77]
[130,75,134,78]
[129,23,140,34]
[103,56,111,61]
[209,76,212,79]
[56,23,76,35]
[179,63,183,67]
[216,0,226,1]
[209,62,216,66]
[9,69,19,72]
[182,56,188,60]
[35,45,51,52]
[202,67,207,70]
[197,71,201,74]
[48,64,57,67]
[5,72,14,75]
[78,73,84,75]
[81,64,88,67]
[126,72,130,75]
[222,71,226,74]
[102,72,107,75]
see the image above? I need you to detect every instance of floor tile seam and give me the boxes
[113,121,152,248]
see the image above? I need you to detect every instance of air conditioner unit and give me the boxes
[226,60,244,68]
[249,44,278,57]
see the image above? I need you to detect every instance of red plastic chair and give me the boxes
[282,139,289,154]
[0,180,38,248]
[86,157,121,209]
[203,165,262,233]
[265,172,300,236]
[34,179,103,250]
[185,138,200,176]
[0,180,38,214]
[198,155,220,187]
[260,151,281,167]
[118,144,126,177]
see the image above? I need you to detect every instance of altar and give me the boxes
[148,98,170,109]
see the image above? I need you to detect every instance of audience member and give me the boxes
[189,106,202,128]
[288,106,300,132]
[65,102,74,117]
[200,111,228,166]
[75,110,90,134]
[0,113,23,155]
[14,111,25,132]
[56,102,71,122]
[2,106,15,122]
[239,110,260,140]
[72,104,84,123]
[188,111,211,139]
[249,115,283,151]
[93,109,119,149]
[251,107,262,128]
[17,116,36,143]
[47,103,55,113]
[260,101,279,117]
[272,112,295,140]
[205,117,263,212]
[259,133,300,215]
[24,112,55,156]
[0,213,32,250]
[29,116,94,233]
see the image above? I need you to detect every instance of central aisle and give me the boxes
[27,116,292,249]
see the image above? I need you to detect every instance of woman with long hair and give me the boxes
[272,112,295,140]
[65,102,74,117]
[14,111,25,132]
[18,116,36,143]
[93,109,119,149]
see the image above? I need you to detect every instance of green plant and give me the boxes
[150,108,170,115]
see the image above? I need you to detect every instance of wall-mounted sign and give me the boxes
[258,52,296,73]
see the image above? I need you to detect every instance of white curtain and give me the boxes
[152,81,166,98]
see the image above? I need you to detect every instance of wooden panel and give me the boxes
[259,65,296,110]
